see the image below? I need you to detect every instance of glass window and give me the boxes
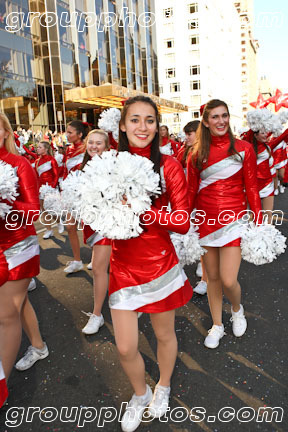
[190,35,199,45]
[190,65,200,75]
[163,8,173,18]
[165,39,174,49]
[166,68,176,78]
[57,5,72,46]
[188,19,199,29]
[188,3,198,14]
[190,80,201,90]
[170,82,180,92]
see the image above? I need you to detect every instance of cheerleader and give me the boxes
[35,141,59,238]
[159,125,179,156]
[177,121,208,295]
[62,121,87,274]
[272,133,288,195]
[109,96,192,432]
[243,128,288,222]
[0,113,48,380]
[187,100,262,349]
[177,120,200,170]
[81,130,112,334]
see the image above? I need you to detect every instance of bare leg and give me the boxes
[262,196,274,224]
[0,279,29,379]
[220,247,242,311]
[91,245,111,316]
[278,167,285,182]
[200,255,208,283]
[111,309,146,396]
[66,217,81,261]
[21,296,45,350]
[202,247,222,325]
[150,310,177,387]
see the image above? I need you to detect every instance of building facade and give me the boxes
[234,0,259,118]
[156,0,243,133]
[0,0,163,131]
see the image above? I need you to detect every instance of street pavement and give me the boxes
[1,194,287,432]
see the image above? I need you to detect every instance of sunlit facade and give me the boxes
[156,0,243,133]
[0,0,161,130]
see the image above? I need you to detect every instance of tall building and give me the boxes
[234,0,259,118]
[155,0,243,133]
[0,0,186,131]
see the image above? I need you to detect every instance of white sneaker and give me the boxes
[15,343,49,371]
[28,278,37,292]
[87,262,92,270]
[58,222,65,234]
[121,384,152,432]
[279,185,285,194]
[64,260,83,274]
[147,384,170,418]
[194,280,207,295]
[196,262,203,278]
[43,229,53,239]
[204,324,225,349]
[274,189,279,196]
[230,304,247,337]
[82,312,104,335]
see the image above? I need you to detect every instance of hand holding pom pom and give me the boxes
[79,150,161,239]
[170,224,207,267]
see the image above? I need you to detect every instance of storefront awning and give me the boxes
[64,83,188,114]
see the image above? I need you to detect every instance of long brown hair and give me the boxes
[81,129,109,170]
[118,96,161,179]
[0,113,18,155]
[253,133,271,158]
[190,99,241,169]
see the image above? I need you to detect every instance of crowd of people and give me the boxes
[0,97,288,431]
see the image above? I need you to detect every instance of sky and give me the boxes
[254,0,288,92]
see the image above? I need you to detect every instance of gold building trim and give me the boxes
[64,83,188,114]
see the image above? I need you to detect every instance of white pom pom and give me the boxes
[39,184,56,200]
[43,189,62,216]
[170,225,207,267]
[60,170,83,217]
[79,150,160,239]
[247,109,288,136]
[279,111,288,125]
[0,161,19,219]
[241,223,286,265]
[98,108,121,141]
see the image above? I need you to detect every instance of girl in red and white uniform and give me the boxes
[271,131,288,195]
[35,141,59,239]
[177,120,208,295]
[0,113,48,382]
[159,125,179,157]
[242,128,288,221]
[187,100,262,350]
[0,252,9,407]
[110,97,192,431]
[81,130,112,335]
[62,121,87,274]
